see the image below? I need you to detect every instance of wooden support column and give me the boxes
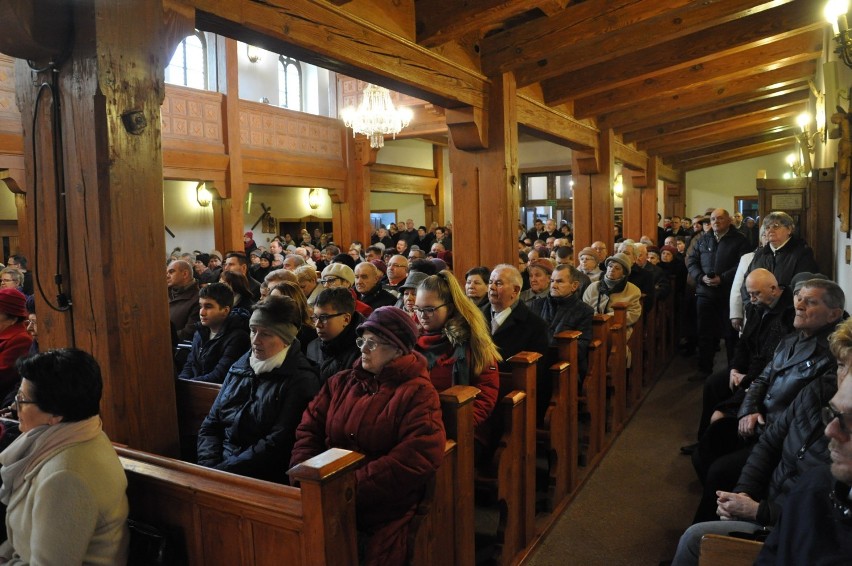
[334,136,373,248]
[642,158,660,241]
[448,73,518,277]
[219,38,246,253]
[429,144,445,227]
[621,173,641,239]
[16,0,178,454]
[572,129,614,250]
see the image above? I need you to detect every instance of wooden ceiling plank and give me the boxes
[565,29,822,106]
[664,131,797,162]
[191,0,488,110]
[596,64,814,130]
[490,0,796,85]
[638,105,805,152]
[649,123,798,156]
[622,91,809,143]
[676,140,795,170]
[416,0,552,48]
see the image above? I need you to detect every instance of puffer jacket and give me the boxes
[686,229,750,299]
[735,373,835,527]
[739,320,842,426]
[197,343,320,483]
[529,292,593,377]
[290,352,445,566]
[178,311,251,383]
[305,312,364,382]
[582,277,642,328]
[742,235,819,305]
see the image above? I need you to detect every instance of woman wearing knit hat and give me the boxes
[291,306,445,565]
[197,296,320,483]
[0,288,33,404]
[519,259,553,304]
[414,271,501,448]
[582,253,643,338]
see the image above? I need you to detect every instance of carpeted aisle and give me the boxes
[526,353,709,566]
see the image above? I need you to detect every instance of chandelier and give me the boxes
[341,84,413,148]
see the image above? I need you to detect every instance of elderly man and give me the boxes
[305,288,363,382]
[223,252,261,301]
[591,241,608,271]
[354,262,396,310]
[398,218,418,247]
[167,259,200,342]
[692,278,846,523]
[529,264,594,380]
[686,208,750,381]
[282,254,306,272]
[480,264,549,373]
[383,254,409,295]
[320,263,372,317]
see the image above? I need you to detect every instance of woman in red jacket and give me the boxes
[414,270,501,450]
[290,306,445,565]
[0,288,33,405]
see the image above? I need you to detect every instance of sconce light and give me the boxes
[246,44,261,64]
[308,188,320,210]
[613,174,624,198]
[196,181,212,207]
[785,150,812,178]
[827,0,852,68]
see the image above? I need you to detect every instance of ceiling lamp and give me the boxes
[340,84,413,149]
[826,0,852,68]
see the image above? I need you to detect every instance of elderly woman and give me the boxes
[414,271,501,446]
[197,296,320,483]
[0,269,23,294]
[0,289,33,405]
[291,307,445,565]
[519,259,553,304]
[464,266,490,308]
[0,349,129,564]
[582,252,642,337]
[396,271,428,322]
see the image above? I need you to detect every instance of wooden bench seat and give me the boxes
[699,534,763,566]
[175,378,221,461]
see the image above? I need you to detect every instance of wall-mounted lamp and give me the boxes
[826,0,852,68]
[196,182,212,207]
[613,174,624,198]
[308,188,320,210]
[786,149,811,178]
[246,44,261,64]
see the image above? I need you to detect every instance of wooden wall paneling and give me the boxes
[19,0,179,454]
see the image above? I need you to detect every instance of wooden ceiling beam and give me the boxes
[664,131,797,163]
[415,0,557,48]
[622,90,809,143]
[650,124,798,157]
[191,0,487,110]
[516,93,598,151]
[656,158,680,184]
[638,104,805,152]
[675,139,796,171]
[484,0,786,87]
[596,63,814,130]
[565,29,821,107]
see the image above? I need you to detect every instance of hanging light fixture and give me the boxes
[196,181,212,207]
[340,84,413,149]
[308,188,320,210]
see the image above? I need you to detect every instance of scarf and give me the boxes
[0,416,102,505]
[600,276,627,295]
[250,345,289,374]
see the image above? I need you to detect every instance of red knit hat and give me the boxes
[0,288,28,318]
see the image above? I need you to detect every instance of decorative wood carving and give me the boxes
[0,56,20,135]
[239,101,343,160]
[161,86,224,150]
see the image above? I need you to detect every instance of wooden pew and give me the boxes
[582,314,610,464]
[642,294,657,387]
[608,303,628,432]
[118,445,363,566]
[477,351,540,566]
[410,385,478,566]
[548,330,581,499]
[175,379,221,461]
[626,306,644,408]
[698,534,763,566]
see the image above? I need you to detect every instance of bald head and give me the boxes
[745,268,781,306]
[710,208,732,236]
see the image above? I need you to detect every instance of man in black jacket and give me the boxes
[354,262,396,310]
[178,283,250,383]
[305,288,362,382]
[686,208,750,380]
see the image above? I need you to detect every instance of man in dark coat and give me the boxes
[167,259,200,342]
[178,283,250,383]
[354,262,397,310]
[480,264,549,373]
[305,288,363,382]
[686,208,750,380]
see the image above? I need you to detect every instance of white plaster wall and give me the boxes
[377,139,434,169]
[0,182,18,220]
[518,138,572,169]
[369,192,425,226]
[245,185,332,248]
[685,152,790,217]
[163,180,216,256]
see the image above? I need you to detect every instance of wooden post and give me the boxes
[218,38,247,253]
[15,0,179,454]
[448,73,518,276]
[571,129,614,250]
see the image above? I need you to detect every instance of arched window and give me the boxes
[278,55,302,111]
[166,31,207,89]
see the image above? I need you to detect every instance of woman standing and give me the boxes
[291,307,445,565]
[0,349,129,564]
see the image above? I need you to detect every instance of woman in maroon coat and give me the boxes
[0,288,33,404]
[290,306,445,565]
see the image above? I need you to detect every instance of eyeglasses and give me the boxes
[310,312,346,325]
[14,391,36,412]
[320,276,341,286]
[413,303,447,317]
[0,279,15,284]
[356,336,388,352]
[822,405,852,434]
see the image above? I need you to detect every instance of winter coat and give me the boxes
[686,229,750,300]
[197,345,320,483]
[290,352,445,566]
[481,300,549,372]
[178,311,251,383]
[734,373,835,527]
[0,321,32,401]
[359,284,398,311]
[528,292,593,377]
[744,235,819,301]
[305,312,364,382]
[168,282,200,342]
[628,264,655,311]
[582,277,642,329]
[739,320,841,426]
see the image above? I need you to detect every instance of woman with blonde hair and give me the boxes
[269,281,317,354]
[414,270,501,449]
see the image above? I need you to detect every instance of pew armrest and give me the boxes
[698,534,763,566]
[288,448,365,484]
